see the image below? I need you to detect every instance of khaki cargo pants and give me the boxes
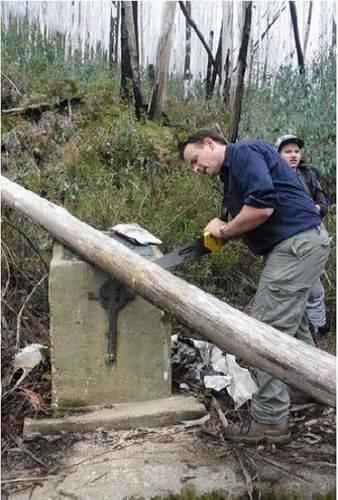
[251,225,330,425]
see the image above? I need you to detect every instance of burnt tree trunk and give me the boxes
[123,1,143,120]
[148,1,176,120]
[120,2,133,101]
[289,1,305,75]
[109,1,119,67]
[205,30,214,99]
[303,1,313,60]
[222,3,233,104]
[227,1,252,142]
[183,1,192,100]
[210,23,223,97]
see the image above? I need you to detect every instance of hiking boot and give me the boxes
[223,419,292,445]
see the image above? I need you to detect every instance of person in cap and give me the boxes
[276,134,329,349]
[178,130,330,444]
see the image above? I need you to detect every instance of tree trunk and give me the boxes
[108,2,117,67]
[289,1,305,75]
[222,2,233,104]
[205,30,214,100]
[183,1,192,100]
[227,2,252,143]
[132,1,139,66]
[120,2,133,101]
[179,1,220,78]
[121,1,143,119]
[1,175,336,407]
[303,1,313,60]
[148,1,176,120]
[210,23,223,97]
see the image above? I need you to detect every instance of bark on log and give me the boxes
[1,175,335,407]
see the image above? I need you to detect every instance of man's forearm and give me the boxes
[222,205,274,239]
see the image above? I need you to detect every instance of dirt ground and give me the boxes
[2,401,336,500]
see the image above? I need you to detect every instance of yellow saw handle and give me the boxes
[203,231,225,252]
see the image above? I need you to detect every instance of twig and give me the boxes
[1,475,55,484]
[232,446,253,500]
[83,472,108,486]
[16,274,48,350]
[10,433,48,471]
[1,71,23,96]
[211,396,229,428]
[243,448,310,482]
[3,216,49,272]
[1,245,11,298]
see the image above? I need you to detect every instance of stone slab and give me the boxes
[23,396,207,437]
[8,426,335,500]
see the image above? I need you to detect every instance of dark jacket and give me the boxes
[296,164,328,217]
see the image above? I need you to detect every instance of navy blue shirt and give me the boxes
[220,140,322,254]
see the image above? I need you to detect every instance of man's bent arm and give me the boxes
[205,205,274,240]
[223,205,274,239]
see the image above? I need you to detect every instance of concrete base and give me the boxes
[23,396,207,437]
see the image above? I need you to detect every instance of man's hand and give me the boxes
[204,218,227,239]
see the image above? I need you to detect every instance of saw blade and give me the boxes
[155,237,211,270]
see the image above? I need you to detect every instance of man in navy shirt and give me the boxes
[179,130,330,444]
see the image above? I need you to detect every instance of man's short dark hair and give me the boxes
[178,130,227,160]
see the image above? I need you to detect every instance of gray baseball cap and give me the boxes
[275,134,304,152]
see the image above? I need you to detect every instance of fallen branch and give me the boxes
[1,71,23,96]
[16,274,48,350]
[1,97,82,117]
[1,476,55,484]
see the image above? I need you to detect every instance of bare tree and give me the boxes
[148,2,176,120]
[183,1,192,100]
[303,1,313,60]
[289,1,305,75]
[227,1,252,142]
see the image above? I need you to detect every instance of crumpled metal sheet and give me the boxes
[111,223,162,246]
[172,335,257,408]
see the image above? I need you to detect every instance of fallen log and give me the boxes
[1,175,336,406]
